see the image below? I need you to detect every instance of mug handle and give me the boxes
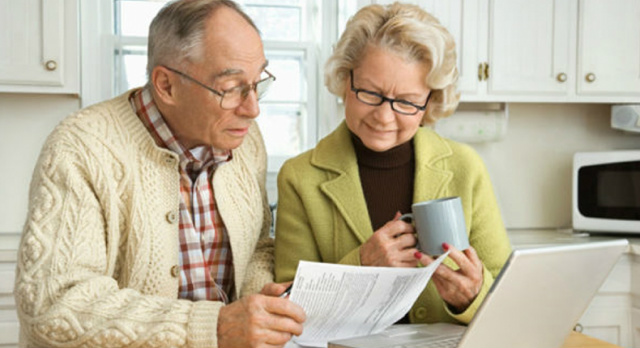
[399,213,413,223]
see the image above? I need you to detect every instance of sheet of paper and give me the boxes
[288,251,450,347]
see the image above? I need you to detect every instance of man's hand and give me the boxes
[260,282,293,298]
[217,286,305,348]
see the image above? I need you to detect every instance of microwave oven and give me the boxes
[572,151,640,234]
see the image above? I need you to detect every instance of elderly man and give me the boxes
[14,1,305,347]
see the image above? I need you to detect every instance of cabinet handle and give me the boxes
[477,62,490,81]
[573,323,584,333]
[45,60,57,71]
[556,72,567,83]
[585,73,596,83]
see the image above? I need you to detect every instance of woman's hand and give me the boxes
[360,212,420,267]
[417,244,484,313]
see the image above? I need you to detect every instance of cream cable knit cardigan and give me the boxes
[14,89,275,348]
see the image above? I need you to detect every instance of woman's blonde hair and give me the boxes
[325,2,459,124]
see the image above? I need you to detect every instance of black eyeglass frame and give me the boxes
[163,65,276,110]
[349,70,430,116]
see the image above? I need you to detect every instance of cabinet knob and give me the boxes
[478,63,485,81]
[45,60,57,71]
[477,62,490,81]
[573,323,584,333]
[585,73,596,83]
[556,73,567,83]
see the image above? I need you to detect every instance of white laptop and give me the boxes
[328,239,628,348]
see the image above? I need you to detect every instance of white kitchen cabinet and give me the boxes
[577,0,640,98]
[577,254,633,348]
[0,261,18,348]
[509,230,640,348]
[472,0,640,103]
[353,0,640,103]
[484,0,575,97]
[0,0,79,94]
[632,251,640,348]
[0,233,19,348]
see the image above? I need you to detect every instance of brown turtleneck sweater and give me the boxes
[351,132,415,231]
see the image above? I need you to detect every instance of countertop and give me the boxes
[507,228,640,255]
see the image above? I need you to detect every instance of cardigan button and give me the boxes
[164,154,177,166]
[170,265,180,278]
[415,307,427,320]
[166,211,178,224]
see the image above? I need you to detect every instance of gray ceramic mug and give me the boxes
[400,196,470,255]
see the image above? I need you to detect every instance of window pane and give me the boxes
[243,1,304,41]
[264,51,305,102]
[257,104,303,156]
[118,1,167,36]
[115,46,148,92]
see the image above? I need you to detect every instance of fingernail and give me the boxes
[442,243,449,251]
[414,251,422,259]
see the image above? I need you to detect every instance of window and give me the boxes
[109,0,335,172]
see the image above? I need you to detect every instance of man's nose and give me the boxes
[237,89,260,118]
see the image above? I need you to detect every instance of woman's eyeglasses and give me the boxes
[350,70,429,115]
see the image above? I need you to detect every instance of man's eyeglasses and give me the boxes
[350,70,430,116]
[164,65,276,110]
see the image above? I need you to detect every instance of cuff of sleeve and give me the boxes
[445,264,493,324]
[338,247,362,266]
[187,300,225,348]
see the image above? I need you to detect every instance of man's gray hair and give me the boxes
[146,0,259,80]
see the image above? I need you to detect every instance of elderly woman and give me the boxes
[274,2,511,324]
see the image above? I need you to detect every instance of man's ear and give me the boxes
[151,66,177,106]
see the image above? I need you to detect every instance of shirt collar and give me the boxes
[129,86,232,171]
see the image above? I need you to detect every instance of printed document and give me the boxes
[287,252,449,347]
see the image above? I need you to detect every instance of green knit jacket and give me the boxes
[274,122,512,324]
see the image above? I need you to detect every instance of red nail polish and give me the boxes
[414,251,422,259]
[442,243,449,251]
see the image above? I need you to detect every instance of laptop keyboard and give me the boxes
[392,332,463,348]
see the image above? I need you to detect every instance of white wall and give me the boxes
[472,103,640,229]
[2,94,640,236]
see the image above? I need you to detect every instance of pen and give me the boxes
[279,284,293,298]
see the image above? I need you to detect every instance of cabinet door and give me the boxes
[577,0,640,97]
[0,0,79,93]
[0,259,18,347]
[420,0,481,95]
[488,0,575,96]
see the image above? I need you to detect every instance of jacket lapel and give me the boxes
[311,123,372,243]
[413,127,454,202]
[308,124,455,243]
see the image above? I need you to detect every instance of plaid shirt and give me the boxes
[130,87,235,303]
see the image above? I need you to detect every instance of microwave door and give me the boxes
[578,161,640,221]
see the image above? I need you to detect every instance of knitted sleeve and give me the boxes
[14,118,220,348]
[443,142,512,324]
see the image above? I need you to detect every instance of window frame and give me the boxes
[80,0,343,173]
